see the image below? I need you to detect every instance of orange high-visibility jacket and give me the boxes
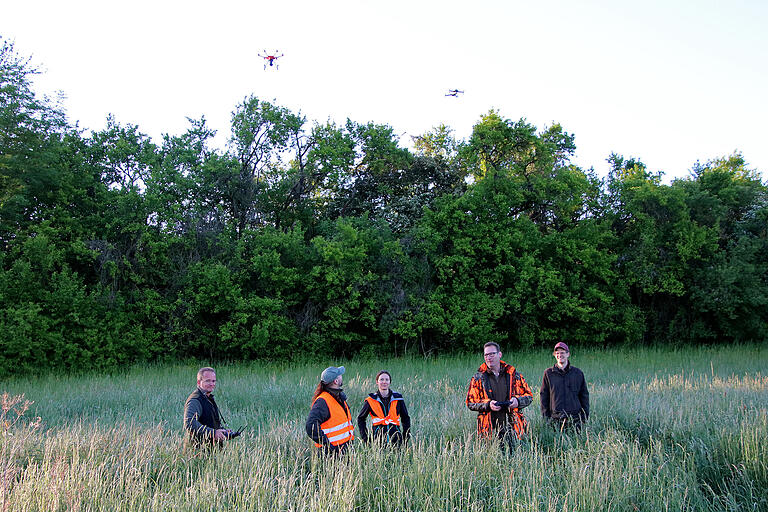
[365,395,402,427]
[313,391,354,447]
[466,361,533,439]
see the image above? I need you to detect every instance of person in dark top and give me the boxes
[183,367,230,446]
[306,366,354,455]
[357,370,411,446]
[540,342,590,430]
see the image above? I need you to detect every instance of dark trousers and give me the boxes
[549,416,584,433]
[495,423,525,453]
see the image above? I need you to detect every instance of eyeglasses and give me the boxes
[483,351,499,358]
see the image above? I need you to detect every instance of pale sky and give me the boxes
[3,0,767,181]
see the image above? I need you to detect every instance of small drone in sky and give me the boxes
[445,89,464,97]
[259,50,284,70]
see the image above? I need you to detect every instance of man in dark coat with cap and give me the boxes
[540,342,590,430]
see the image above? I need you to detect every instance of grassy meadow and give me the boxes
[1,345,767,511]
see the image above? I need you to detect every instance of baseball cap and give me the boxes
[321,366,345,384]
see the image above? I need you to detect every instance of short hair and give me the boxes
[483,342,501,353]
[197,367,215,381]
[375,370,391,382]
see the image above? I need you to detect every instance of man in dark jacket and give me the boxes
[540,342,589,430]
[183,367,230,446]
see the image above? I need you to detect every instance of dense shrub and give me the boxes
[1,39,766,375]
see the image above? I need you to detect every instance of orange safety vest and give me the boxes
[365,395,401,427]
[313,391,354,447]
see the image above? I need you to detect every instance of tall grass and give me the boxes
[1,345,766,511]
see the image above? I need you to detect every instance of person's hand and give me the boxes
[214,429,228,441]
[490,400,502,412]
[509,397,519,409]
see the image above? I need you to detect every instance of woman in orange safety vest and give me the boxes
[306,366,354,454]
[357,370,411,445]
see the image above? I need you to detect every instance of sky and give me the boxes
[3,0,767,181]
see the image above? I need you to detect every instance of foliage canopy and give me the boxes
[1,38,766,374]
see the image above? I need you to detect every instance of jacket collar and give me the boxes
[369,390,398,400]
[197,387,214,399]
[478,360,515,375]
[326,388,348,403]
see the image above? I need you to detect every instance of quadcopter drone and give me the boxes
[258,50,284,70]
[445,89,464,97]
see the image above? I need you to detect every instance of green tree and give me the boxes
[0,38,78,247]
[675,154,768,342]
[607,154,719,342]
[227,97,304,235]
[417,171,637,352]
[412,116,639,352]
[413,124,460,163]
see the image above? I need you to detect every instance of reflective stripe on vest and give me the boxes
[313,391,354,447]
[365,395,401,427]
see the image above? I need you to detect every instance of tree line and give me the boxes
[1,39,766,376]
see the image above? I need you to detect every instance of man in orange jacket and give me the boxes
[306,366,354,455]
[466,342,533,448]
